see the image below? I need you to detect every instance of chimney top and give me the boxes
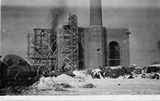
[90,0,102,26]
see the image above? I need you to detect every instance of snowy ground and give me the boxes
[21,71,160,95]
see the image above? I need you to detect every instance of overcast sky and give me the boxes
[2,0,160,8]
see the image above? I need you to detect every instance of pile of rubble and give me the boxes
[1,54,160,95]
[25,72,95,94]
[87,64,160,80]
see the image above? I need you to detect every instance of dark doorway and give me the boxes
[109,41,120,66]
[78,42,84,70]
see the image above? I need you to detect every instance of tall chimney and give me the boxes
[84,0,106,69]
[90,0,102,26]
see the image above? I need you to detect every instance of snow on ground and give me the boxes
[22,71,160,95]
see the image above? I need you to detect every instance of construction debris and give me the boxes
[86,65,160,79]
[82,83,96,88]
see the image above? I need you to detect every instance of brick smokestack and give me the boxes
[84,0,106,69]
[90,0,102,26]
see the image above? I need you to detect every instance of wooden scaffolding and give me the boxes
[27,14,79,72]
[57,14,79,70]
[27,28,57,71]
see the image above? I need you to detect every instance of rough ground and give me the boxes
[20,71,160,95]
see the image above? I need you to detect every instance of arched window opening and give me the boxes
[109,41,120,66]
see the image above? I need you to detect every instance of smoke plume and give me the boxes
[50,5,67,53]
